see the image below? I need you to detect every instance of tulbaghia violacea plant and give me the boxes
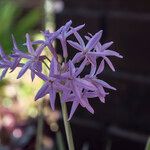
[0,20,123,120]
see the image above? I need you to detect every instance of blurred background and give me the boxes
[0,0,150,150]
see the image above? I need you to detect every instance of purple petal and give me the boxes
[17,61,31,79]
[67,40,83,51]
[89,64,97,77]
[47,44,58,60]
[0,45,7,59]
[86,30,102,51]
[72,52,84,64]
[49,87,56,111]
[96,59,105,75]
[32,61,42,72]
[84,98,94,114]
[0,68,8,80]
[35,44,45,56]
[103,50,123,58]
[12,34,18,51]
[31,71,35,81]
[76,78,96,90]
[35,82,49,100]
[95,79,116,90]
[104,57,115,71]
[69,61,76,77]
[102,41,113,50]
[66,24,85,37]
[71,27,85,47]
[26,33,35,55]
[68,101,79,120]
[61,40,68,58]
[11,58,21,72]
[75,59,87,76]
[32,70,48,81]
[50,57,58,77]
[62,20,72,34]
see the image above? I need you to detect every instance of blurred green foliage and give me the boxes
[0,0,42,53]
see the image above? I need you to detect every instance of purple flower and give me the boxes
[85,33,123,71]
[57,20,85,58]
[0,21,123,120]
[17,34,45,80]
[34,58,69,110]
[67,30,102,74]
[0,45,22,80]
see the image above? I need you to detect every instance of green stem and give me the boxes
[35,101,44,150]
[61,102,75,150]
[145,137,150,150]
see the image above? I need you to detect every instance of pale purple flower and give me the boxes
[85,33,123,71]
[34,58,69,110]
[57,20,85,58]
[0,21,123,120]
[17,34,45,80]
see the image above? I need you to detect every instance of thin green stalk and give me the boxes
[61,102,75,150]
[145,137,150,150]
[35,101,44,150]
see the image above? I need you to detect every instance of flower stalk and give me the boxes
[61,102,75,150]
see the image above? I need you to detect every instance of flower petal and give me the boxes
[17,61,31,79]
[67,40,83,51]
[35,82,49,100]
[96,59,105,75]
[0,68,8,80]
[86,30,102,51]
[68,101,79,120]
[49,86,56,111]
[26,33,35,55]
[104,57,115,71]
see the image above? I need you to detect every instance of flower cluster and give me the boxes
[0,20,122,120]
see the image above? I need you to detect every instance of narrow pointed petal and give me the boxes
[86,30,102,51]
[71,27,85,47]
[50,57,58,77]
[72,52,84,63]
[104,57,115,71]
[35,82,49,100]
[84,99,94,114]
[0,45,7,59]
[89,64,96,77]
[26,33,35,55]
[75,58,87,76]
[61,40,68,58]
[103,50,123,58]
[68,101,79,120]
[17,61,31,79]
[67,24,85,37]
[102,41,113,50]
[12,34,18,51]
[76,78,96,90]
[35,44,45,56]
[0,68,8,80]
[62,20,72,34]
[96,59,105,75]
[49,87,56,111]
[47,44,58,60]
[32,70,48,81]
[10,58,21,72]
[67,40,83,51]
[69,61,76,77]
[32,61,42,72]
[95,79,116,90]
[31,71,35,81]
